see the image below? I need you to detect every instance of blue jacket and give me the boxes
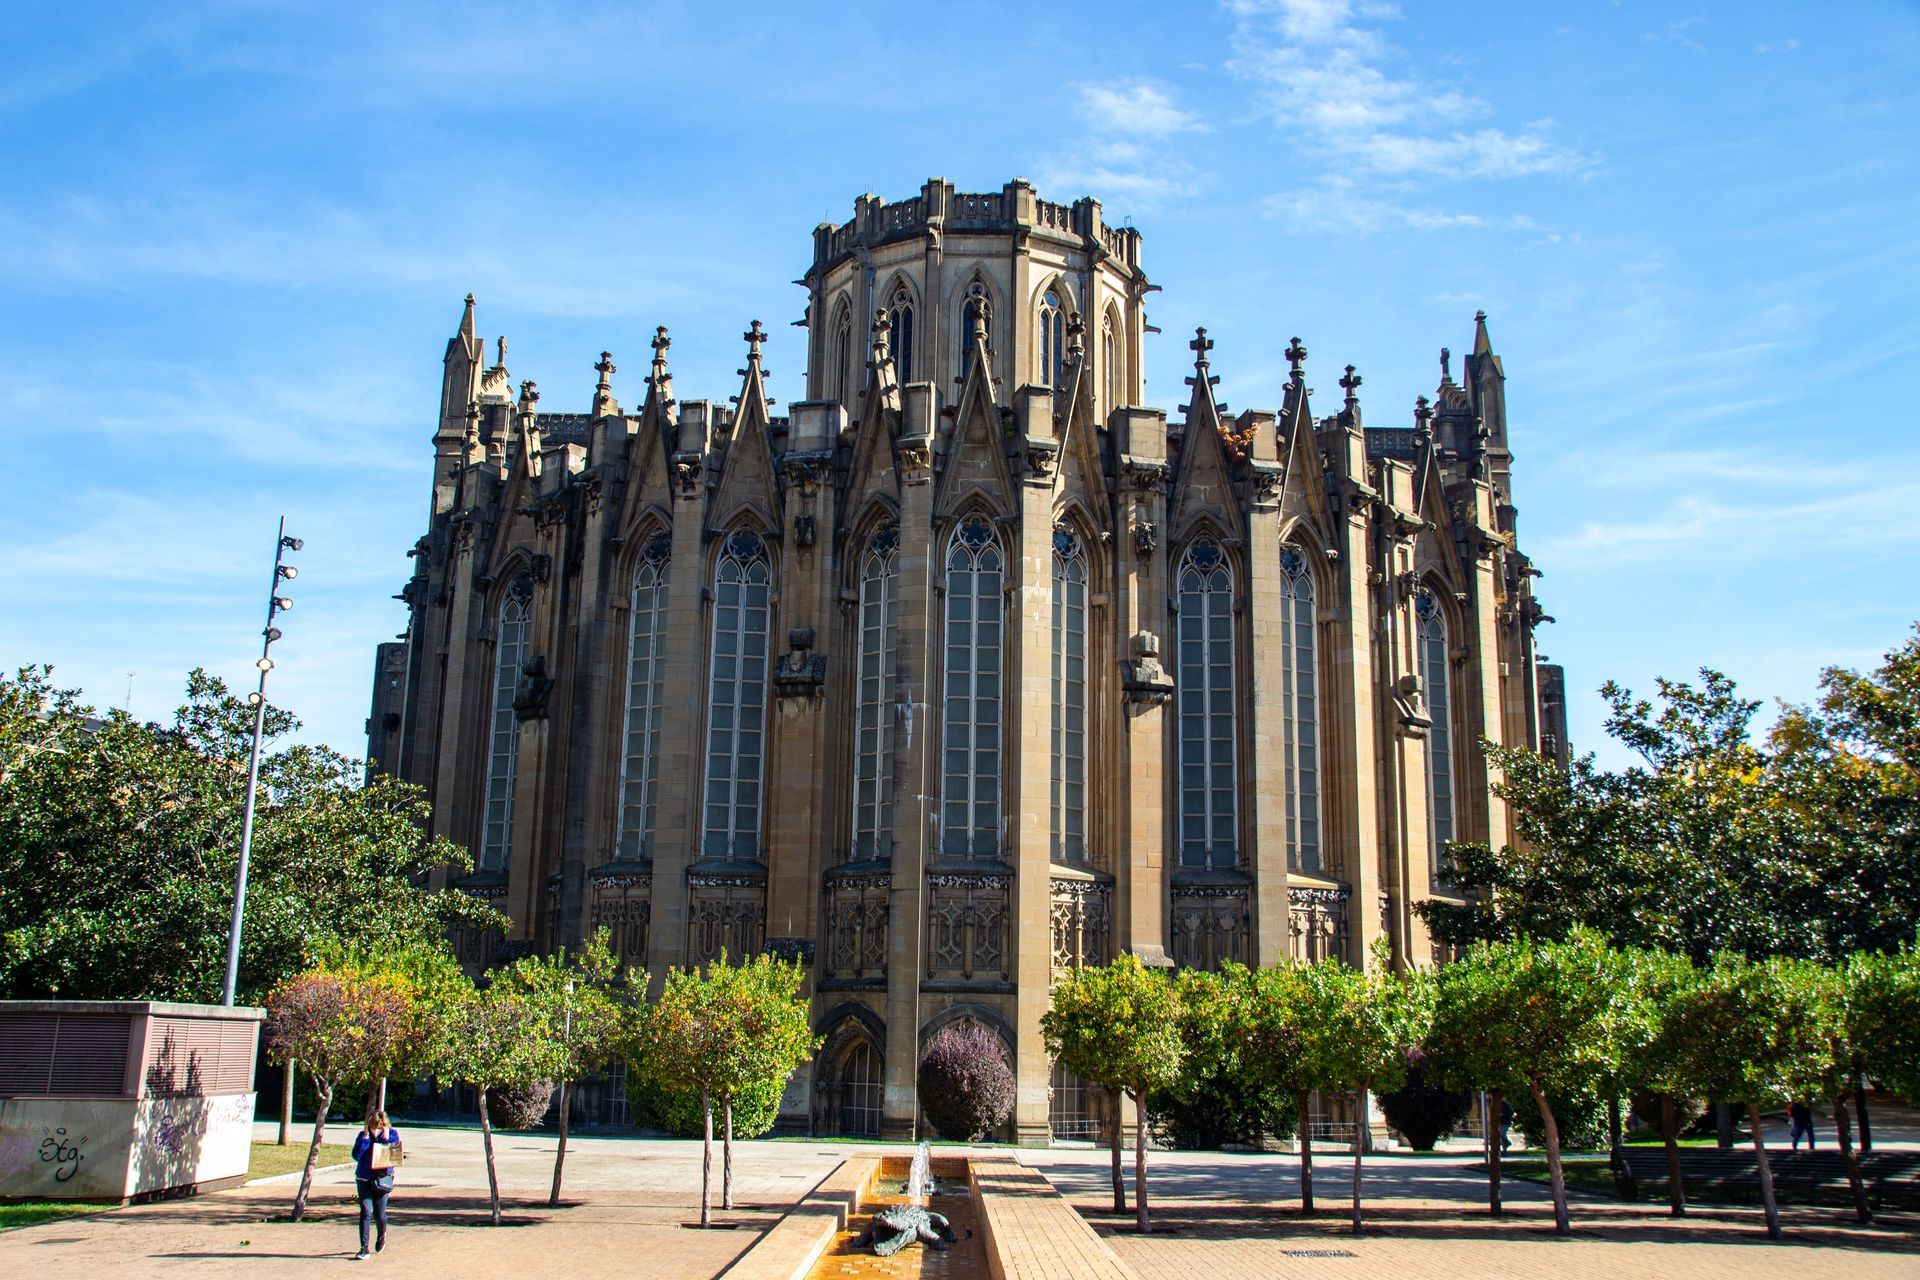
[352,1128,400,1182]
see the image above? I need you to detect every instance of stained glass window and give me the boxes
[1052,527,1088,864]
[616,534,671,858]
[852,526,899,859]
[703,531,772,860]
[888,287,915,384]
[941,515,1003,859]
[1176,540,1236,868]
[1280,548,1321,873]
[1417,591,1455,870]
[481,576,533,873]
[1038,288,1065,388]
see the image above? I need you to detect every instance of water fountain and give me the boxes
[856,1141,959,1256]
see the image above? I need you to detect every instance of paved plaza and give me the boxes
[1,1123,1914,1278]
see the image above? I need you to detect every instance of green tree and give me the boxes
[262,964,422,1221]
[1429,931,1615,1235]
[497,928,627,1206]
[0,667,503,1002]
[434,981,567,1225]
[632,951,818,1227]
[1848,942,1920,1105]
[1043,954,1189,1233]
[1666,953,1840,1238]
[1609,946,1701,1215]
[1306,951,1428,1234]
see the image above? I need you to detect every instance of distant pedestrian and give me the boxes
[351,1109,402,1260]
[1499,1097,1515,1153]
[1788,1101,1816,1150]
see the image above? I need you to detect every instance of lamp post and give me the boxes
[221,517,302,1007]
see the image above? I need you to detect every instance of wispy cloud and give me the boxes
[1229,0,1590,232]
[1035,80,1206,208]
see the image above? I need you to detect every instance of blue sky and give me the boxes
[2,0,1916,768]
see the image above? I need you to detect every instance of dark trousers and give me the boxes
[356,1177,392,1252]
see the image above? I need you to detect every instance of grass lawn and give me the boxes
[1502,1157,1621,1199]
[249,1141,353,1180]
[0,1202,108,1232]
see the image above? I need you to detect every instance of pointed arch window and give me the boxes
[1038,288,1065,389]
[616,533,671,859]
[852,525,900,860]
[481,575,533,873]
[1280,549,1322,873]
[703,531,772,861]
[941,515,1003,859]
[832,304,853,403]
[887,286,915,384]
[1101,312,1118,409]
[1052,526,1089,865]
[1176,539,1236,869]
[1417,591,1455,872]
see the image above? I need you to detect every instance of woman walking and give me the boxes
[351,1109,402,1260]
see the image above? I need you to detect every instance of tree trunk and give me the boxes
[479,1085,502,1226]
[1486,1088,1503,1216]
[1298,1092,1314,1213]
[1714,1101,1734,1148]
[1528,1078,1571,1237]
[1747,1101,1780,1239]
[1109,1088,1128,1213]
[1855,1073,1872,1153]
[1607,1094,1623,1186]
[1659,1093,1687,1216]
[377,1077,387,1113]
[1833,1091,1871,1224]
[548,1078,570,1207]
[723,1093,736,1211]
[289,1079,331,1222]
[278,1061,294,1146]
[1133,1088,1150,1235]
[700,1086,713,1229]
[1349,1088,1365,1235]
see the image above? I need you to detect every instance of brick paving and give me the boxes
[1023,1148,1920,1280]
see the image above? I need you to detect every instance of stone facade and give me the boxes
[367,178,1566,1143]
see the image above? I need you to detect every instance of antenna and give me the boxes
[124,672,134,713]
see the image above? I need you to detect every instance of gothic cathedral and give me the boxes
[366,178,1566,1142]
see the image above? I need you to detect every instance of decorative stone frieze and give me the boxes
[825,870,890,979]
[1287,885,1349,962]
[1170,882,1250,970]
[688,872,766,963]
[925,870,1011,983]
[1049,876,1112,975]
[589,863,652,968]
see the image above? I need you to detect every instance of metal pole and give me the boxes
[222,516,296,1007]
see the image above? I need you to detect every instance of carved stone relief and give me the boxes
[925,872,1011,983]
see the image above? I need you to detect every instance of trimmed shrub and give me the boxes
[625,1070,783,1139]
[918,1025,1016,1142]
[485,1079,556,1130]
[1515,1084,1608,1152]
[1378,1050,1473,1151]
[1147,1067,1297,1150]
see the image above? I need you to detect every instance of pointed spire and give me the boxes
[1473,309,1492,357]
[650,326,672,384]
[458,293,476,340]
[743,319,767,369]
[592,351,621,419]
[1285,336,1308,385]
[1189,325,1214,371]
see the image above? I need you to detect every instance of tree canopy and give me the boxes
[0,666,503,1003]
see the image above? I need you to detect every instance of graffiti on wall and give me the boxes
[38,1126,88,1181]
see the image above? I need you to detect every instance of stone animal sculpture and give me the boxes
[857,1204,957,1256]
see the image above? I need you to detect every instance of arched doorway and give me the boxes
[841,1041,882,1137]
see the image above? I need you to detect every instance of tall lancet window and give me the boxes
[1417,591,1455,871]
[1038,288,1065,388]
[481,575,533,873]
[852,525,900,860]
[1280,549,1322,873]
[1176,539,1237,869]
[616,533,671,859]
[887,286,915,384]
[1052,527,1089,865]
[941,515,1004,859]
[832,304,853,402]
[1101,313,1118,409]
[703,531,772,861]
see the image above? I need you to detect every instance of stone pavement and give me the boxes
[4,1126,1916,1279]
[0,1124,848,1279]
[1022,1147,1920,1280]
